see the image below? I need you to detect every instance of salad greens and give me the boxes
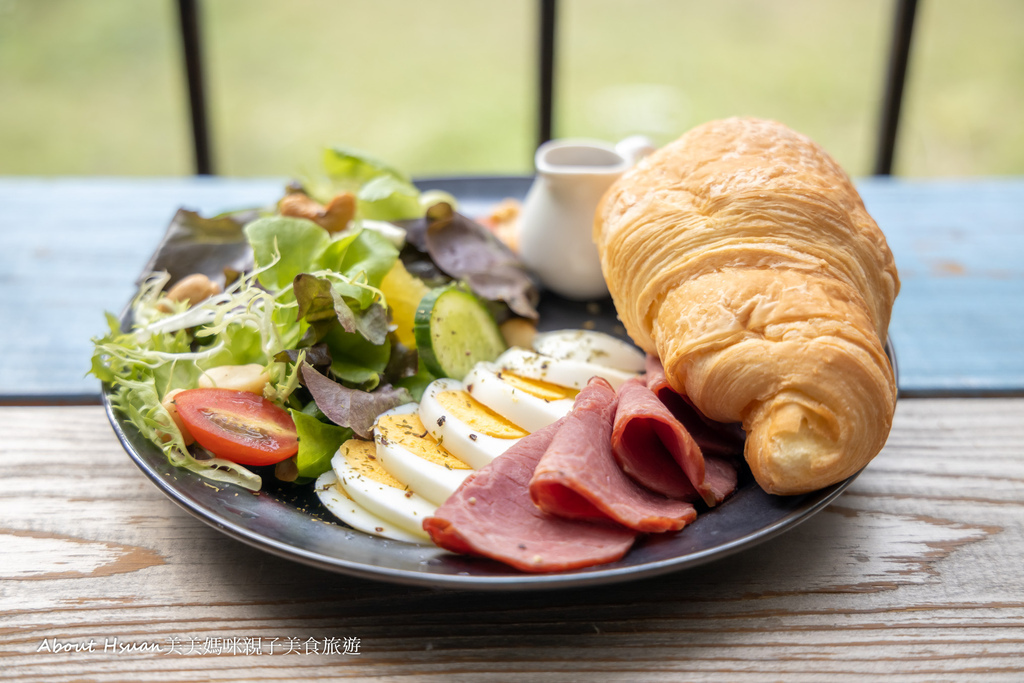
[299,364,411,440]
[91,147,534,492]
[306,146,453,222]
[289,409,352,481]
[137,209,257,290]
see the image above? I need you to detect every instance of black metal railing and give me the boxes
[176,0,212,175]
[176,0,918,177]
[875,0,919,176]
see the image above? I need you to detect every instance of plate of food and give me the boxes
[93,119,900,590]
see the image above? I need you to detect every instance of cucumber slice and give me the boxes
[414,285,506,380]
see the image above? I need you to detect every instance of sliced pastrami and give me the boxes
[614,377,736,507]
[644,354,746,459]
[422,418,635,573]
[529,378,696,533]
[703,456,738,505]
[612,377,700,500]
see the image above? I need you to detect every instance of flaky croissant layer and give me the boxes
[594,118,899,495]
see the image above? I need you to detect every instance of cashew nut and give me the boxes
[159,273,221,312]
[198,364,271,394]
[278,191,356,233]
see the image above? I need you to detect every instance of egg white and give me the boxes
[533,329,646,373]
[463,362,573,433]
[418,378,524,469]
[331,448,435,540]
[493,347,637,391]
[374,403,473,507]
[314,471,425,544]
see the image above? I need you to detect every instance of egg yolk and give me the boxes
[341,439,406,489]
[376,413,471,470]
[436,390,529,439]
[499,371,578,401]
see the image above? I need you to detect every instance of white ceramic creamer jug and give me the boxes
[518,136,655,300]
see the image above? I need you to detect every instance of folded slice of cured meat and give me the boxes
[422,418,636,573]
[644,354,746,460]
[612,376,698,501]
[613,377,736,507]
[529,378,696,533]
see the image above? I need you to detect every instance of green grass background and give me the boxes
[1,0,1021,178]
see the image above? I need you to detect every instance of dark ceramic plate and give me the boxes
[104,176,895,591]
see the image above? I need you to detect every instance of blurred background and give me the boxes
[1,0,1022,178]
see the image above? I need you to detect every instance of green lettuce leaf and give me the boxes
[245,216,330,290]
[328,362,381,388]
[393,358,436,402]
[290,409,352,479]
[293,274,389,347]
[302,146,411,205]
[324,146,410,187]
[357,175,423,221]
[323,322,391,390]
[198,323,265,370]
[329,228,400,287]
[315,228,399,310]
[314,229,363,273]
[303,146,429,222]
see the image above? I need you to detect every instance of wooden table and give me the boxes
[2,178,1023,680]
[3,400,1022,681]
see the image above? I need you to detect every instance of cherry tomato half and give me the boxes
[173,388,298,466]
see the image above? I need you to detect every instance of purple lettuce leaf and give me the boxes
[398,203,539,319]
[300,363,412,439]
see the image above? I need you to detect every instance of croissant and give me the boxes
[594,118,899,495]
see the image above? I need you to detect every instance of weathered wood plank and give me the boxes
[1,399,1022,680]
[858,179,1024,395]
[1,178,1023,400]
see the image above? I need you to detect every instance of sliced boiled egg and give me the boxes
[331,439,434,541]
[374,403,473,506]
[463,362,575,432]
[418,378,527,469]
[533,329,646,374]
[493,347,637,391]
[317,330,645,545]
[314,471,425,544]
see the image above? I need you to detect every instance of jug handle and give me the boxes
[615,135,657,165]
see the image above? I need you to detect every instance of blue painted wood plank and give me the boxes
[0,177,285,400]
[0,176,1021,400]
[857,179,1024,394]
